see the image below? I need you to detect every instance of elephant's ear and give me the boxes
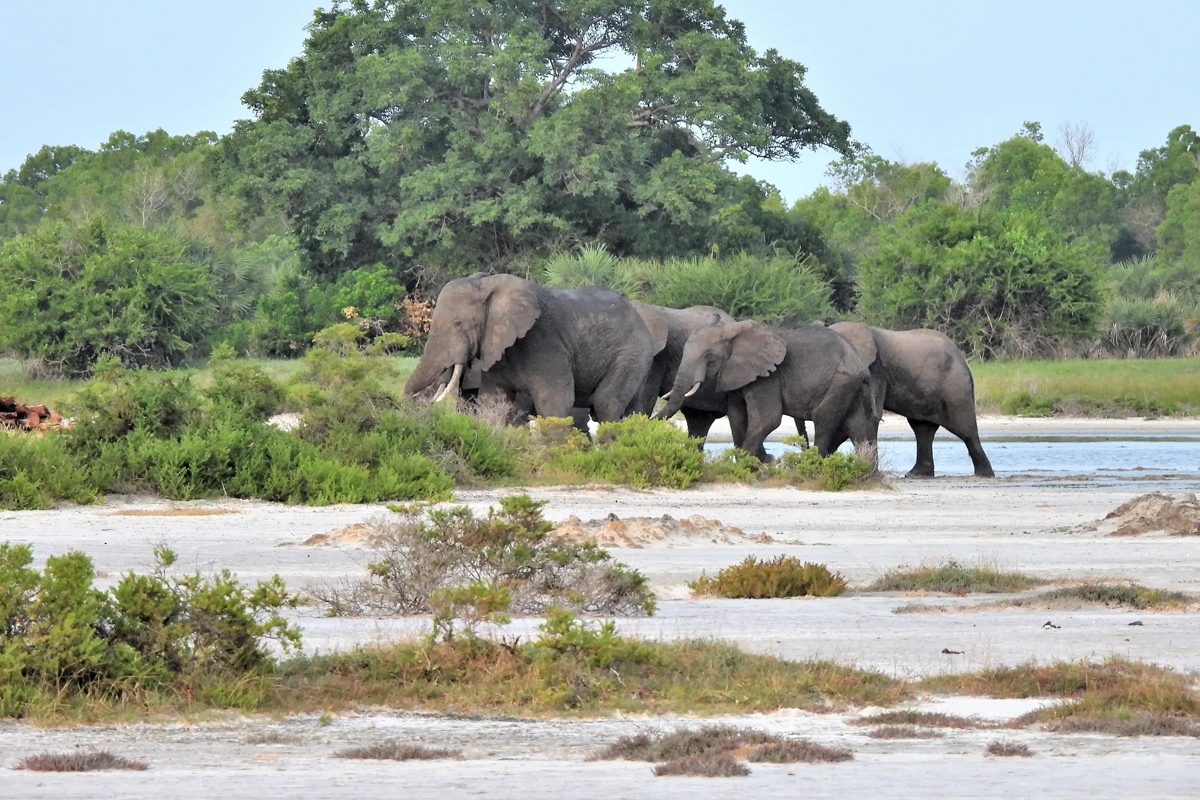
[830,321,877,365]
[633,304,669,355]
[717,323,787,392]
[478,275,541,371]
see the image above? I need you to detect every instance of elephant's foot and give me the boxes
[974,465,996,478]
[905,464,936,478]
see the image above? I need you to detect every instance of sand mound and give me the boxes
[1077,492,1200,537]
[300,523,383,547]
[550,513,767,548]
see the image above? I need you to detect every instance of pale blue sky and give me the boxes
[2,1,1196,202]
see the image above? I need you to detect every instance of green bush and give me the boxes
[0,543,298,717]
[546,415,704,489]
[0,218,216,376]
[776,442,873,490]
[542,249,833,325]
[0,434,97,510]
[689,556,847,599]
[314,495,656,617]
[855,203,1103,358]
[999,390,1058,417]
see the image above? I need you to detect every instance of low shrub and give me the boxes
[0,542,299,718]
[847,710,982,729]
[545,415,704,489]
[985,741,1034,757]
[746,739,853,763]
[310,496,657,618]
[1000,390,1058,417]
[14,751,149,772]
[0,433,98,510]
[689,556,847,599]
[653,753,750,777]
[774,441,873,490]
[1007,583,1195,610]
[334,742,460,760]
[596,725,850,776]
[865,560,1045,594]
[866,725,944,740]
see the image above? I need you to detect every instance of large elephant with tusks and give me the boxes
[405,274,660,424]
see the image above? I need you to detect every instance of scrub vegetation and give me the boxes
[864,560,1047,594]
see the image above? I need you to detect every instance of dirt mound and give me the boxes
[1094,493,1200,537]
[550,513,768,548]
[300,523,383,547]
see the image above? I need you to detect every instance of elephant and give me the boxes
[655,320,880,462]
[828,322,995,478]
[628,303,736,439]
[404,273,660,424]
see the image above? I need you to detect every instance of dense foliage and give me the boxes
[0,2,1196,365]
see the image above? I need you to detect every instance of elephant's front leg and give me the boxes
[738,388,782,463]
[521,354,576,421]
[906,418,939,477]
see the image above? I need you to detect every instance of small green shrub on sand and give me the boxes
[866,725,944,739]
[311,495,656,618]
[596,725,850,776]
[775,442,873,491]
[689,556,847,599]
[847,710,982,729]
[546,415,704,489]
[0,542,298,718]
[865,560,1046,593]
[746,739,853,762]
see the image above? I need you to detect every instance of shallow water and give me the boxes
[706,433,1200,488]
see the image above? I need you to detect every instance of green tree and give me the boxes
[856,203,1103,357]
[216,0,851,284]
[0,218,215,375]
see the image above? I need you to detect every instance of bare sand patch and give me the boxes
[109,508,236,517]
[550,513,771,548]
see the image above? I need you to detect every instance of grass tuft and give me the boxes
[865,560,1046,594]
[652,753,750,777]
[985,740,1034,757]
[1002,583,1196,610]
[14,751,148,772]
[689,556,847,599]
[334,742,461,760]
[745,740,853,762]
[866,725,945,740]
[1040,715,1200,737]
[847,711,982,729]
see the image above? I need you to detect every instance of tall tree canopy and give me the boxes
[216,0,852,283]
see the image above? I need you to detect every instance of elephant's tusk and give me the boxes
[660,391,672,400]
[683,381,702,398]
[432,363,464,403]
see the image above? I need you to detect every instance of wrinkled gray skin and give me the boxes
[829,322,995,478]
[405,274,656,423]
[656,321,880,461]
[629,303,736,439]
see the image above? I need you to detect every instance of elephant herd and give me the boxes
[404,272,994,478]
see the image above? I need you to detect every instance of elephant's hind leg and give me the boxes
[906,418,939,477]
[943,421,995,478]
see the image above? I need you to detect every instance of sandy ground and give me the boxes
[2,418,1198,797]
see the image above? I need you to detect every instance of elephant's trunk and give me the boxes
[432,363,464,403]
[405,331,468,397]
[655,361,706,420]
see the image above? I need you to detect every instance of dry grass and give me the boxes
[1039,715,1200,737]
[14,751,148,771]
[652,753,750,777]
[746,740,853,762]
[985,740,1034,757]
[867,725,945,739]
[865,560,1046,594]
[595,726,851,770]
[108,508,235,517]
[847,711,983,729]
[334,742,461,760]
[246,731,300,745]
[998,583,1196,611]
